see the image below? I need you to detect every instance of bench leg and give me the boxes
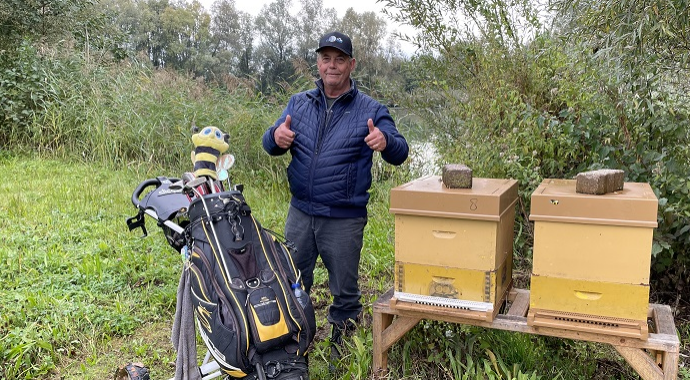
[661,351,679,380]
[373,311,394,374]
[373,312,422,376]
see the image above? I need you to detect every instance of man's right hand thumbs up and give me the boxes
[274,115,296,149]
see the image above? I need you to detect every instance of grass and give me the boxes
[0,157,181,379]
[1,155,689,379]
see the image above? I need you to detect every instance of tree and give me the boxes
[294,0,328,64]
[101,0,145,59]
[135,0,170,68]
[549,0,690,286]
[236,12,256,77]
[337,8,388,91]
[159,0,211,73]
[208,0,241,77]
[551,0,690,79]
[383,0,690,293]
[0,0,114,53]
[105,0,212,73]
[254,0,297,91]
[210,0,241,53]
[382,0,540,56]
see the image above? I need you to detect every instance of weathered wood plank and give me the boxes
[652,304,677,336]
[381,316,420,352]
[614,346,663,380]
[661,351,679,380]
[505,288,530,317]
[372,287,680,377]
[372,309,393,371]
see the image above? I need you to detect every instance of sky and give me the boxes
[197,0,392,21]
[197,0,418,55]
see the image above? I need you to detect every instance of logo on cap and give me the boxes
[328,36,343,44]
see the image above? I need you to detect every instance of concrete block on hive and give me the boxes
[576,169,624,195]
[442,164,472,189]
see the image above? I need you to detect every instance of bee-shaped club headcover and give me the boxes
[191,126,229,180]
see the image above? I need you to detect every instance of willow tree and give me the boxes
[254,0,297,91]
[337,8,389,93]
[551,0,690,81]
[381,0,690,292]
[548,0,690,288]
[294,0,332,64]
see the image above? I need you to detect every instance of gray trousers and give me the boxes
[284,205,366,324]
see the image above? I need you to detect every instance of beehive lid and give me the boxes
[390,176,518,221]
[530,179,658,227]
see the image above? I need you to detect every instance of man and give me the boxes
[262,31,409,367]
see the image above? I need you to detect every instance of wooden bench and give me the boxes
[372,288,680,380]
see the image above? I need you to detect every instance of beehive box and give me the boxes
[389,176,518,320]
[527,179,658,338]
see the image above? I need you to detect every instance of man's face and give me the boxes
[317,47,356,96]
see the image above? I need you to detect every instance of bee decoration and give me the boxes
[190,124,232,180]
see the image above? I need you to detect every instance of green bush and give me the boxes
[1,48,298,185]
[0,41,59,146]
[406,33,690,291]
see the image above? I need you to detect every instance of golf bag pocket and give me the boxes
[188,261,251,376]
[246,270,293,353]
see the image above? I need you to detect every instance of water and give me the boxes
[408,140,439,177]
[391,107,441,178]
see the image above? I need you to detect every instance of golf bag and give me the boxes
[127,176,316,380]
[186,189,316,379]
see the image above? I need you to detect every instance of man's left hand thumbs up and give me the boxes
[364,118,386,152]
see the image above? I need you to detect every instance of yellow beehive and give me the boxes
[389,176,518,320]
[527,179,658,338]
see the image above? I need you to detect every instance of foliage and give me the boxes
[209,0,254,78]
[2,0,689,377]
[1,0,91,47]
[548,0,690,291]
[160,0,212,73]
[0,0,123,61]
[254,0,298,91]
[389,321,549,379]
[382,0,541,53]
[19,58,294,184]
[0,41,60,146]
[294,0,330,63]
[337,8,389,91]
[388,0,690,292]
[98,0,409,94]
[551,0,690,78]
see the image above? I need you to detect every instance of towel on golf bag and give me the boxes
[171,263,201,380]
[186,189,316,379]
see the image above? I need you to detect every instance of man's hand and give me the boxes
[364,118,386,152]
[274,115,295,149]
